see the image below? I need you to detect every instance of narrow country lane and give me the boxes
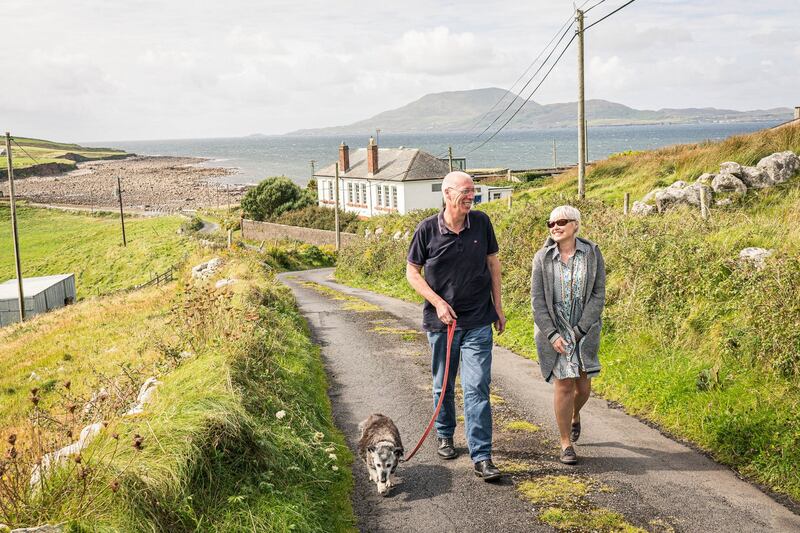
[279,268,800,533]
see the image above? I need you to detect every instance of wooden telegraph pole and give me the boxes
[334,162,341,250]
[448,146,454,172]
[577,8,586,199]
[553,139,558,168]
[116,176,127,246]
[5,132,25,321]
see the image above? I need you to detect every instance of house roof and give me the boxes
[0,274,74,300]
[315,148,450,182]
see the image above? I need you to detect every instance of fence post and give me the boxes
[623,192,630,215]
[699,188,709,220]
[507,194,512,209]
[227,229,233,248]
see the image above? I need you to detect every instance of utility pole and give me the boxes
[116,176,127,246]
[334,162,341,251]
[552,139,558,168]
[577,8,586,199]
[5,132,25,322]
[309,159,316,180]
[448,146,454,172]
[376,129,381,146]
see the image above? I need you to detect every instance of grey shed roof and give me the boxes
[315,148,450,182]
[0,274,75,299]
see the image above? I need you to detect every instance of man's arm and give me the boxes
[406,262,457,325]
[486,254,506,334]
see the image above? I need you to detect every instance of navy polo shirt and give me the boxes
[407,209,499,332]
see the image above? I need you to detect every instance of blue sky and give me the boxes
[1,0,798,141]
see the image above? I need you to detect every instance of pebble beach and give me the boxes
[14,156,248,212]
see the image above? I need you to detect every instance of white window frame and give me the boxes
[347,182,353,204]
[376,184,383,206]
[391,186,398,208]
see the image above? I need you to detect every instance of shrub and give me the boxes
[274,205,360,233]
[241,177,313,221]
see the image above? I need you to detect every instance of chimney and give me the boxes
[338,141,350,172]
[795,106,800,120]
[367,136,379,175]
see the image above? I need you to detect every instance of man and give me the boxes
[406,171,506,481]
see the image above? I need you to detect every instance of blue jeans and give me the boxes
[428,324,493,463]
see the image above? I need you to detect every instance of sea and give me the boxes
[86,121,783,187]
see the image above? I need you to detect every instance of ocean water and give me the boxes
[88,121,782,187]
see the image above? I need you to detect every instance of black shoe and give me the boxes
[560,446,578,465]
[473,459,502,481]
[570,421,581,443]
[437,437,457,460]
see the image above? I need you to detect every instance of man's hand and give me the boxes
[435,300,457,325]
[494,309,506,335]
[551,336,567,354]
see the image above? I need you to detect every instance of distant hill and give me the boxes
[288,88,793,136]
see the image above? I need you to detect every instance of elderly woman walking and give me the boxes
[531,205,606,465]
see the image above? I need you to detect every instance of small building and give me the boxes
[475,185,513,204]
[0,274,76,326]
[315,139,451,217]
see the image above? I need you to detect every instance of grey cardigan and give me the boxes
[530,237,606,380]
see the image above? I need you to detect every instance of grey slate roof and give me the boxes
[0,274,74,299]
[315,148,450,182]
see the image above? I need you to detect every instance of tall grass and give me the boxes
[1,252,354,531]
[335,124,800,501]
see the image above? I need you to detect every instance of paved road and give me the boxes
[280,268,800,533]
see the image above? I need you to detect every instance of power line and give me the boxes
[463,10,577,136]
[11,138,41,165]
[585,0,638,30]
[463,32,579,157]
[584,0,609,14]
[457,20,576,154]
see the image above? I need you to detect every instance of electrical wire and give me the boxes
[585,0,638,30]
[11,138,41,165]
[583,0,608,14]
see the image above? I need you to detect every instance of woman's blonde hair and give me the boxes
[549,205,581,233]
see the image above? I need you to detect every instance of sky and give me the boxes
[1,0,798,142]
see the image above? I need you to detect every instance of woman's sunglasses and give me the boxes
[546,218,575,228]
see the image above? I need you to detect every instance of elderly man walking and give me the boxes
[406,171,506,481]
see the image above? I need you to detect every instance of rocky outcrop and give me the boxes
[634,150,798,216]
[739,247,774,269]
[756,151,800,184]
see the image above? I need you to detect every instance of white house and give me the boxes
[315,138,450,217]
[315,139,514,217]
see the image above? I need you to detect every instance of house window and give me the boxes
[432,183,442,192]
[361,184,367,205]
[347,182,353,204]
[377,184,383,206]
[391,186,398,208]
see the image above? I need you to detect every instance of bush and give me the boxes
[241,177,313,221]
[274,205,361,233]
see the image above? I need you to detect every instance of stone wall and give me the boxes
[241,218,358,247]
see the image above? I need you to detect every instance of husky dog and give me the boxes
[357,413,404,496]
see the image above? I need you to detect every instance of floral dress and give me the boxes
[550,250,588,381]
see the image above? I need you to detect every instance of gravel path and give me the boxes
[281,268,800,533]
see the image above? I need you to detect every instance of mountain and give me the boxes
[288,88,793,136]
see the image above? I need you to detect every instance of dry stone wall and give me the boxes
[241,219,358,247]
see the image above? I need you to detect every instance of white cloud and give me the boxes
[389,27,503,75]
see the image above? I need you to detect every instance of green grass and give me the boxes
[3,136,127,172]
[0,204,194,297]
[334,123,800,502]
[1,254,355,531]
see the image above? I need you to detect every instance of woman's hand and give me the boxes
[551,336,567,354]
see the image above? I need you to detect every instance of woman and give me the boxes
[530,205,605,465]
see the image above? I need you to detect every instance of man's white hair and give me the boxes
[549,205,581,232]
[441,171,473,200]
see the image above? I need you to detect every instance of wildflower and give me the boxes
[74,454,82,464]
[332,465,339,471]
[110,479,120,493]
[328,453,337,461]
[324,446,336,453]
[133,434,144,451]
[313,431,325,442]
[275,410,286,419]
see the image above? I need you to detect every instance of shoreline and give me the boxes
[12,155,250,212]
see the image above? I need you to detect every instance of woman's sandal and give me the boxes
[570,421,581,443]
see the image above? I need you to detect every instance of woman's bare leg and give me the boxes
[554,377,576,449]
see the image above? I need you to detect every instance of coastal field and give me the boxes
[334,122,800,502]
[0,204,194,296]
[0,242,354,530]
[1,137,128,174]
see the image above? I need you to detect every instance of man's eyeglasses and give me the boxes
[446,187,476,196]
[546,219,575,228]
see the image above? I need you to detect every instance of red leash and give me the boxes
[403,319,456,462]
